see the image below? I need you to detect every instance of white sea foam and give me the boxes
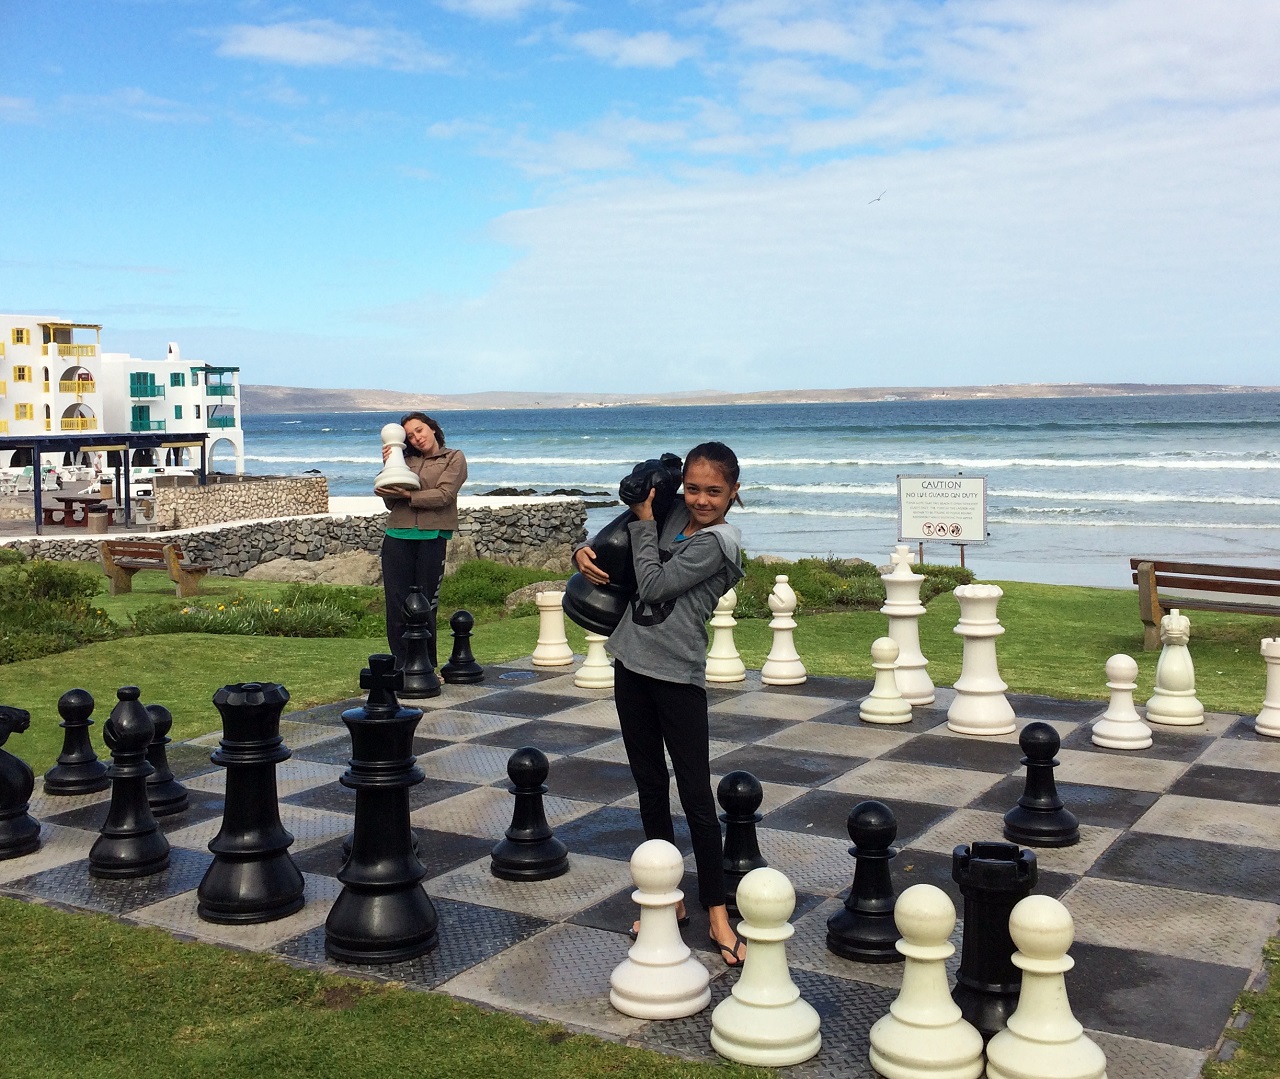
[736,455,1280,470]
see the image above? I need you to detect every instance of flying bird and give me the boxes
[869,190,886,204]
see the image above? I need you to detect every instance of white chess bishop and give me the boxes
[609,840,710,1019]
[1091,654,1152,750]
[880,545,935,706]
[868,883,983,1079]
[761,576,807,686]
[710,867,821,1066]
[373,423,421,492]
[985,895,1108,1079]
[531,590,574,667]
[1144,609,1204,726]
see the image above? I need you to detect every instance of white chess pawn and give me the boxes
[947,584,1017,736]
[710,866,821,1066]
[985,895,1108,1079]
[531,590,574,667]
[1091,654,1152,750]
[861,637,913,725]
[868,883,983,1079]
[609,840,711,1019]
[373,423,421,491]
[881,545,935,706]
[575,632,614,689]
[1144,609,1204,726]
[761,575,807,686]
[706,588,746,683]
[1256,638,1280,738]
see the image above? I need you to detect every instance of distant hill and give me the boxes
[241,382,1278,414]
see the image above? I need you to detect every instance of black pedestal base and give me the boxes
[324,887,439,963]
[0,813,41,860]
[1002,808,1080,848]
[197,856,306,924]
[490,837,569,881]
[42,766,109,796]
[88,842,170,880]
[825,908,903,963]
[148,780,190,818]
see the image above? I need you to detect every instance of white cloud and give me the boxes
[570,29,700,68]
[439,0,568,20]
[0,96,38,123]
[216,20,448,72]
[62,87,207,124]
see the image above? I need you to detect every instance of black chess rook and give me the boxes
[1003,722,1080,847]
[197,683,305,924]
[145,703,190,817]
[718,769,766,916]
[826,800,903,963]
[440,609,485,684]
[89,687,170,879]
[42,689,109,796]
[951,840,1037,1039]
[491,747,569,881]
[0,705,41,860]
[325,655,438,962]
[399,586,441,699]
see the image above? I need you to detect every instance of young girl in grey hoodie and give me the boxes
[574,441,747,965]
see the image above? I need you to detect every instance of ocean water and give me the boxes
[241,393,1280,589]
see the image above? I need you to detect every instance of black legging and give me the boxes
[613,660,726,908]
[381,534,447,668]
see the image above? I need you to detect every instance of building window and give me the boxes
[11,328,29,345]
[15,403,33,420]
[170,372,185,387]
[174,405,183,419]
[13,365,32,382]
[194,404,201,418]
[191,373,200,386]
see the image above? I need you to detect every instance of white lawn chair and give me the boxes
[15,467,34,494]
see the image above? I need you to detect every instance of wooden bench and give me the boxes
[99,540,210,598]
[1130,558,1280,650]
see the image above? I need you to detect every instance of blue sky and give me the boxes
[2,1,1278,392]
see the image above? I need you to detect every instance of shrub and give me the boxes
[0,559,117,663]
[734,555,974,616]
[130,594,358,638]
[441,560,569,615]
[0,548,25,567]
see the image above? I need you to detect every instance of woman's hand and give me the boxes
[574,546,610,585]
[374,486,405,499]
[382,446,393,462]
[629,489,656,522]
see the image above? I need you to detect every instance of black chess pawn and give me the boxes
[197,683,305,924]
[326,655,438,962]
[951,840,1038,1039]
[1003,722,1080,847]
[491,747,569,881]
[0,705,41,860]
[89,687,170,879]
[718,770,766,915]
[399,586,441,699]
[145,704,189,817]
[826,800,903,963]
[42,689,109,795]
[440,610,485,684]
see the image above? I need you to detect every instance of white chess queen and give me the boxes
[376,413,468,672]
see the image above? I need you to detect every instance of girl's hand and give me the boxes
[382,446,393,462]
[374,487,405,499]
[575,546,610,585]
[629,489,656,522]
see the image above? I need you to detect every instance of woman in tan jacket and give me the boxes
[376,412,468,669]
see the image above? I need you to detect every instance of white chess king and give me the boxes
[373,423,421,492]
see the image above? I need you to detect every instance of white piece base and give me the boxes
[710,995,822,1067]
[610,959,710,1020]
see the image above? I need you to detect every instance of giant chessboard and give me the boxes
[4,660,1277,1079]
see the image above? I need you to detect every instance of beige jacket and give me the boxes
[381,447,468,531]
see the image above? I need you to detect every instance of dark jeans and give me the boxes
[614,660,726,908]
[381,534,447,668]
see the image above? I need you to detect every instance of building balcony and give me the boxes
[61,417,99,432]
[130,419,166,432]
[60,379,96,394]
[205,384,237,397]
[207,415,237,428]
[44,343,97,358]
[130,385,166,399]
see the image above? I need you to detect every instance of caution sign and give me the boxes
[897,475,987,545]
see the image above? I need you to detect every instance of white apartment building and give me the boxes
[1,314,243,473]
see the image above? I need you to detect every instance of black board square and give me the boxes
[455,689,584,718]
[481,719,616,755]
[554,805,690,862]
[288,828,493,880]
[1058,723,1213,763]
[706,712,800,743]
[764,676,874,701]
[42,788,226,835]
[1089,832,1280,902]
[284,698,363,727]
[5,847,213,916]
[971,778,1159,831]
[1169,763,1280,805]
[890,847,1076,910]
[762,789,953,847]
[880,734,1021,774]
[710,745,863,787]
[533,756,637,804]
[1007,694,1102,723]
[818,702,951,731]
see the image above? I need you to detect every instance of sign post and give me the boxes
[897,475,988,564]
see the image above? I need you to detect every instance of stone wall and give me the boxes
[0,499,588,578]
[150,475,329,529]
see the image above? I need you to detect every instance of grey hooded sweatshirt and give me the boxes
[605,503,745,688]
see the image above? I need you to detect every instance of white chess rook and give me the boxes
[1256,638,1280,738]
[610,840,711,1019]
[373,423,421,492]
[706,588,747,683]
[881,545,935,706]
[710,867,821,1066]
[761,575,807,686]
[531,590,574,667]
[1091,654,1152,750]
[575,632,614,689]
[947,584,1017,736]
[985,895,1108,1079]
[1144,609,1204,726]
[861,637,913,725]
[868,883,983,1079]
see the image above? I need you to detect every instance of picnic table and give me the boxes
[42,494,123,528]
